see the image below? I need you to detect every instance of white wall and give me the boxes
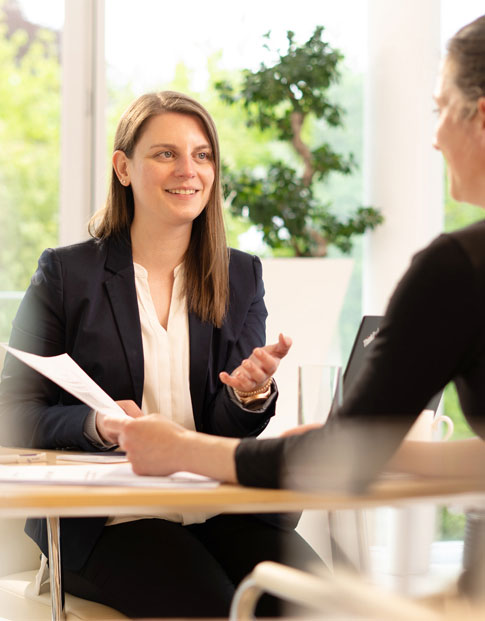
[363,0,444,314]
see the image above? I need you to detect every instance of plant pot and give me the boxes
[260,257,353,437]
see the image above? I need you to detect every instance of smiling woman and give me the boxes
[114,113,215,240]
[90,91,228,328]
[0,89,323,618]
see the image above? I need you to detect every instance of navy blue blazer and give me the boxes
[0,233,276,570]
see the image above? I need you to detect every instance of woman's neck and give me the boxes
[130,218,191,274]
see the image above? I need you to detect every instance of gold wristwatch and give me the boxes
[234,378,273,408]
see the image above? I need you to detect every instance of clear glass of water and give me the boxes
[297,364,342,426]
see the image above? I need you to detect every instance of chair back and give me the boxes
[0,518,41,577]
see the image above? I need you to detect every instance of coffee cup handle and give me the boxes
[432,414,454,441]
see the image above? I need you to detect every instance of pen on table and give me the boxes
[0,452,48,464]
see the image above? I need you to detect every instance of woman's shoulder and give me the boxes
[445,219,485,269]
[39,237,110,268]
[227,249,263,293]
[228,247,261,267]
[420,220,485,276]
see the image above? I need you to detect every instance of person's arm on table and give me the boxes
[388,436,485,478]
[107,410,240,482]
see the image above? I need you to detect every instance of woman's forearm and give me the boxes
[116,413,240,482]
[183,430,240,483]
[388,436,485,478]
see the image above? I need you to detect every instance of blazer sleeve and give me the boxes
[201,254,277,438]
[0,249,95,450]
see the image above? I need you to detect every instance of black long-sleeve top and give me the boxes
[236,220,485,491]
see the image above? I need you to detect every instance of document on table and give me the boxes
[0,462,219,488]
[3,346,127,419]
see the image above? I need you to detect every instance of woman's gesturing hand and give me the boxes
[219,333,292,393]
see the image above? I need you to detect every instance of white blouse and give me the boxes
[135,263,194,429]
[108,262,215,526]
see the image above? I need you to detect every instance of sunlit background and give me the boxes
[1,0,484,598]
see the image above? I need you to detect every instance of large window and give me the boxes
[104,0,368,360]
[0,0,63,341]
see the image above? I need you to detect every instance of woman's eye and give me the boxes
[156,151,173,159]
[197,152,210,160]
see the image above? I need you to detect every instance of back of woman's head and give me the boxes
[447,15,485,118]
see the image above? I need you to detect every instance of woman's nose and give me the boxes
[175,155,195,177]
[432,128,440,151]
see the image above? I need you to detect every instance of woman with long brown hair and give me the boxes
[0,91,321,617]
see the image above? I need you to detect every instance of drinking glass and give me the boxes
[297,364,342,426]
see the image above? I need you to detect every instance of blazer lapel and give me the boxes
[104,235,144,406]
[188,312,213,431]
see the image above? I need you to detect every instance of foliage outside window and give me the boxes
[0,1,61,340]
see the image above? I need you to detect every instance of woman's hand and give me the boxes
[219,333,292,393]
[117,414,239,481]
[95,400,143,444]
[118,414,190,476]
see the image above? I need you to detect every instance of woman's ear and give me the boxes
[112,150,130,186]
[477,97,485,129]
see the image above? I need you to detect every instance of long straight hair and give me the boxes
[90,91,229,327]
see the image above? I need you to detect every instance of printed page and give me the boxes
[3,346,127,419]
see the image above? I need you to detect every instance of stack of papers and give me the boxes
[0,462,219,488]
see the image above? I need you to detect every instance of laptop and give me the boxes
[342,315,442,412]
[300,315,444,494]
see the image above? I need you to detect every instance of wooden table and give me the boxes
[1,449,484,621]
[1,473,485,518]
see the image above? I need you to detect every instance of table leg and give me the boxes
[46,516,65,621]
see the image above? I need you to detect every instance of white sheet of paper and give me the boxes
[3,346,127,419]
[0,462,219,488]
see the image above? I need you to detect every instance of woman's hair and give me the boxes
[90,91,229,327]
[447,15,485,118]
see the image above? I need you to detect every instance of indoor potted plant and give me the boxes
[216,26,383,258]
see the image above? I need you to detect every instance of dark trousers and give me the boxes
[63,514,324,618]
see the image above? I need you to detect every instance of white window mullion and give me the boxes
[60,0,105,246]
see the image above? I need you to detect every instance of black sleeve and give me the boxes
[0,249,95,450]
[235,235,481,490]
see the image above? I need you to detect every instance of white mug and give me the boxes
[405,409,454,442]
